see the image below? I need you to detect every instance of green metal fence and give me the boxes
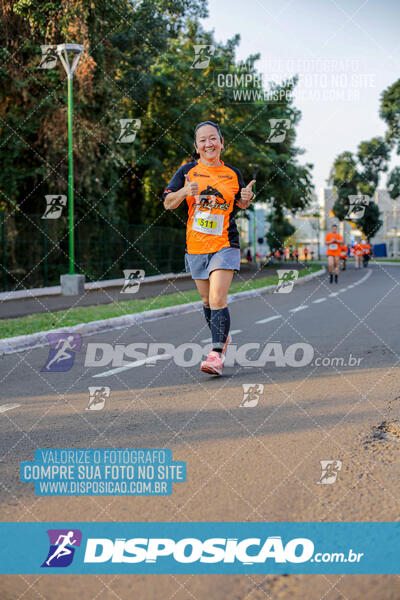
[0,212,186,292]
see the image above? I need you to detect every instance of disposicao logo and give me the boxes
[41,333,82,373]
[41,529,82,568]
[34,529,367,571]
[83,536,314,564]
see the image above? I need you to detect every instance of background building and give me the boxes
[374,190,400,256]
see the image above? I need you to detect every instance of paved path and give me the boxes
[0,263,399,599]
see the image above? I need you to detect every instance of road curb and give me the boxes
[0,268,325,355]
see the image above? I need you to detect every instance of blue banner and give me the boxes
[0,522,398,574]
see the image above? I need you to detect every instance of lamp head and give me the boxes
[56,43,83,77]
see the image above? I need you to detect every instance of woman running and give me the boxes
[340,242,348,271]
[163,121,254,375]
[353,240,363,269]
[325,223,343,283]
[361,239,372,267]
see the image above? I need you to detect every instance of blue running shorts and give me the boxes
[184,247,241,280]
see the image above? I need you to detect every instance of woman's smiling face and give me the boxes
[194,124,223,165]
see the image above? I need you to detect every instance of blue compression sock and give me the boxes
[203,305,211,331]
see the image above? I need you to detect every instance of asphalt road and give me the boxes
[0,263,399,599]
[0,261,298,319]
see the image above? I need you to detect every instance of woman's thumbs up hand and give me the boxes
[184,174,199,197]
[236,180,255,209]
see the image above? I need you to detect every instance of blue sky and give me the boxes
[201,0,400,194]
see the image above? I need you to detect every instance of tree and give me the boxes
[266,212,295,252]
[355,137,389,241]
[357,137,390,196]
[135,29,314,228]
[1,0,313,233]
[328,135,389,240]
[387,167,400,200]
[380,79,400,152]
[329,138,389,216]
[0,0,208,219]
[329,152,361,220]
[357,203,383,241]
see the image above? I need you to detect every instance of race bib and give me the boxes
[192,210,224,236]
[329,243,338,250]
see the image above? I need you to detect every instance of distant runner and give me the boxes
[353,240,363,269]
[361,239,372,268]
[340,242,348,271]
[325,223,343,283]
[163,121,254,376]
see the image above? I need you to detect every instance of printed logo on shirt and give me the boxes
[195,186,230,211]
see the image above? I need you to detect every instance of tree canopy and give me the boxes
[328,138,390,240]
[1,0,313,232]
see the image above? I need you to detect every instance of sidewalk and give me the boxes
[0,263,304,320]
[0,271,191,320]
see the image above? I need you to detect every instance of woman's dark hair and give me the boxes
[192,121,223,160]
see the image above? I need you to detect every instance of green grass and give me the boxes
[371,258,400,262]
[310,257,400,263]
[0,265,322,339]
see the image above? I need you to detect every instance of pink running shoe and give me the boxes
[200,350,224,375]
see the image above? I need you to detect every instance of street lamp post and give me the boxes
[315,211,321,260]
[394,205,399,257]
[56,43,84,295]
[251,164,259,264]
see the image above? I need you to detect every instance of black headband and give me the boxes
[194,121,223,143]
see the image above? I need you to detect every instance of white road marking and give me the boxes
[255,315,282,324]
[0,403,21,413]
[93,355,173,378]
[201,329,242,343]
[289,305,308,313]
[93,270,374,376]
[354,270,372,285]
